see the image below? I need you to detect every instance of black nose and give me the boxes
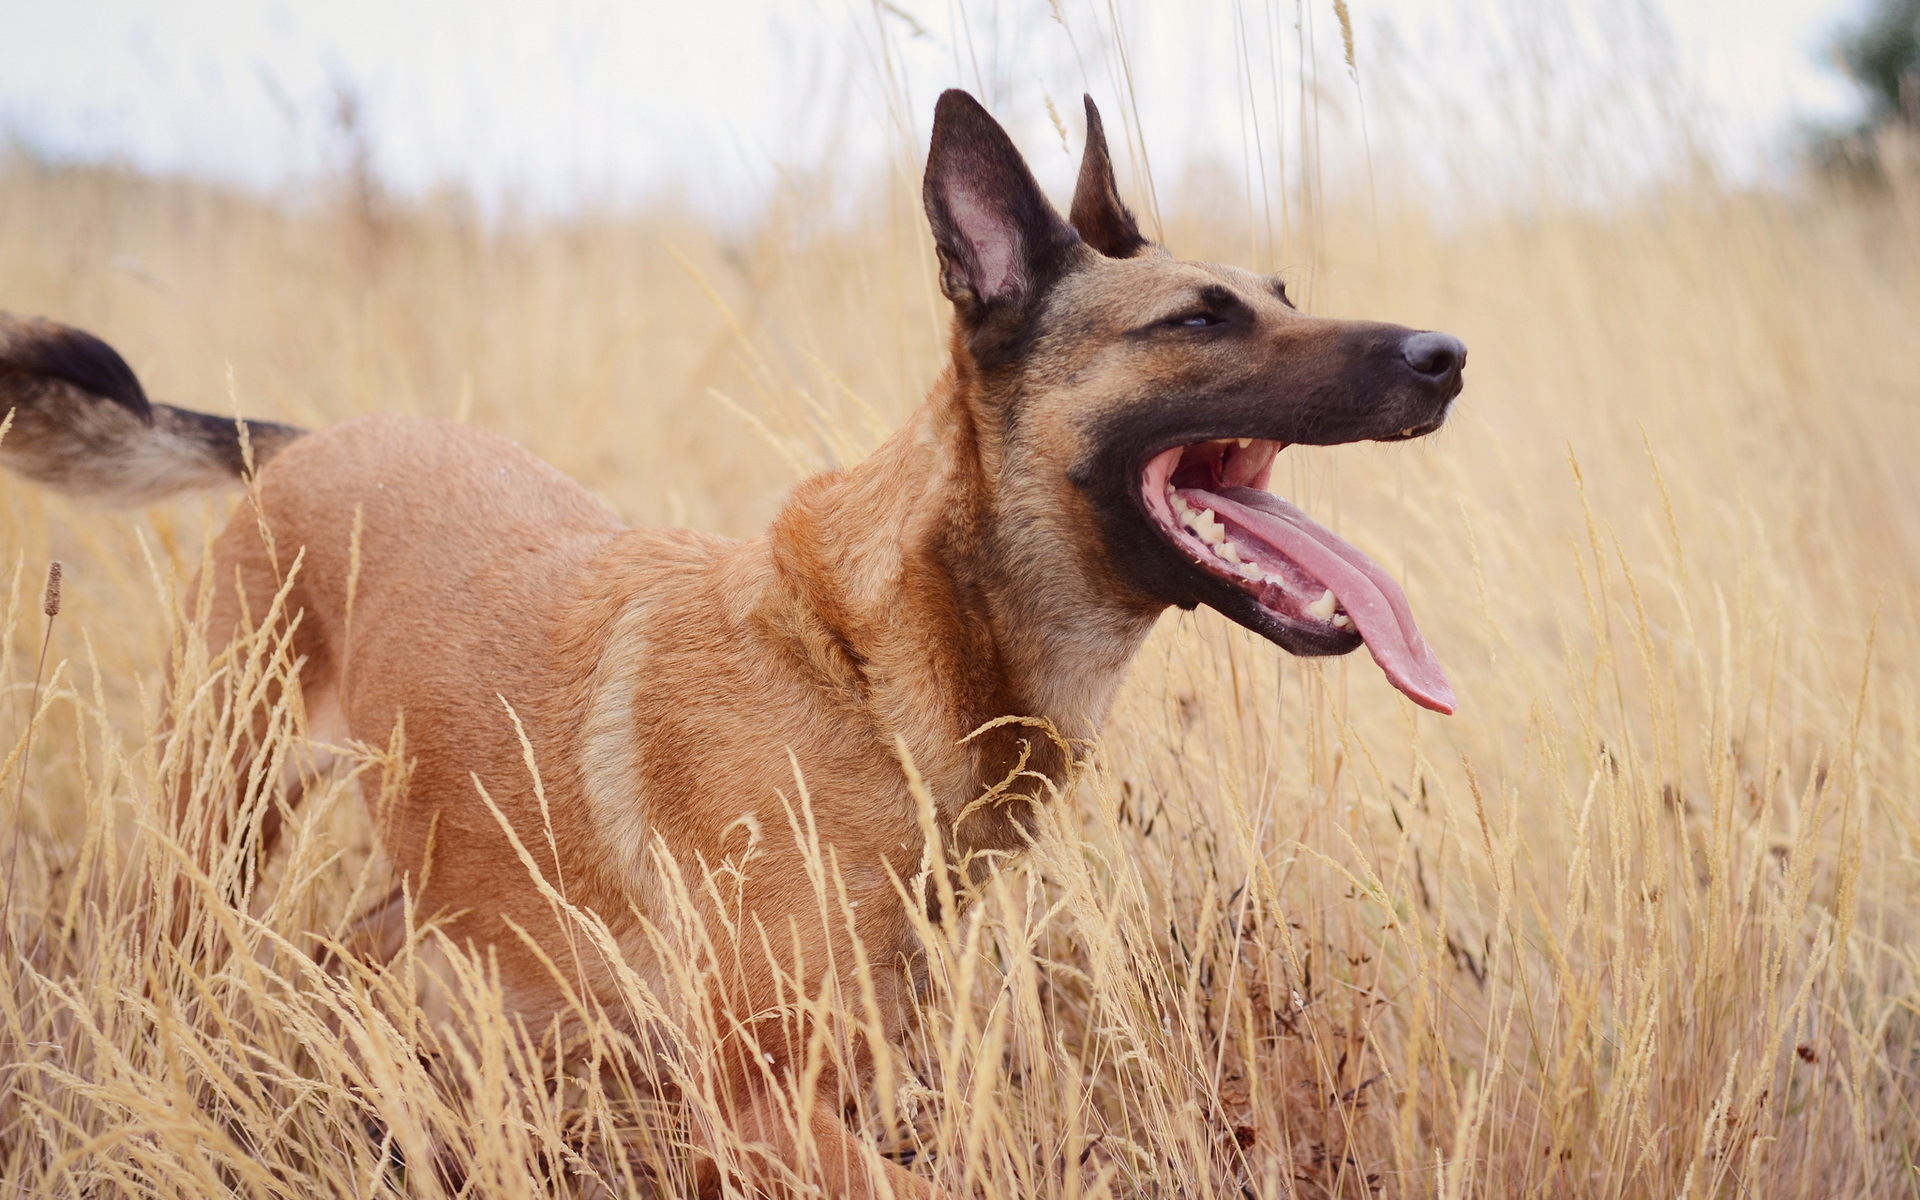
[1400,331,1466,380]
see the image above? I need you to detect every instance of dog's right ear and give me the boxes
[923,89,1082,334]
[1070,96,1152,259]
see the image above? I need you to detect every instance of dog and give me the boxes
[0,90,1463,1197]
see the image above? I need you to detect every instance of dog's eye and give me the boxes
[1172,312,1224,329]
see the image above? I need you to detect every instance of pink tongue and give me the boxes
[1199,486,1456,714]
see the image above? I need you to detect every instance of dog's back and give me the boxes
[0,331,679,1006]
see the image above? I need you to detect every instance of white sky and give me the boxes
[0,0,1869,217]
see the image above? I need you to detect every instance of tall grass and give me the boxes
[3,109,1920,1199]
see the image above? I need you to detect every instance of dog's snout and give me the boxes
[1400,331,1466,381]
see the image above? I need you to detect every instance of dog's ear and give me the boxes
[924,89,1082,329]
[1070,96,1151,259]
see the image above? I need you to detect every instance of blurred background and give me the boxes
[0,0,1882,218]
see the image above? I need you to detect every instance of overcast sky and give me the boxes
[0,0,1870,217]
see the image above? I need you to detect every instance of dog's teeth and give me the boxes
[1239,561,1263,581]
[1218,541,1242,564]
[1332,613,1350,627]
[1308,589,1337,620]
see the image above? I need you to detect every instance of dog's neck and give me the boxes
[760,365,1158,844]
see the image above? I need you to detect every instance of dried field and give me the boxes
[2,116,1919,1197]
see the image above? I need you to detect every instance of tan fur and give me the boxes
[1,92,1465,1198]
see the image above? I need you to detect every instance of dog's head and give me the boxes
[924,90,1464,714]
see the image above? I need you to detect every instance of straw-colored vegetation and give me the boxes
[3,79,1920,1200]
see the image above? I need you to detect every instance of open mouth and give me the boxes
[1141,438,1455,714]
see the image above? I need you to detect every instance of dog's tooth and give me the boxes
[1332,613,1350,628]
[1218,541,1242,564]
[1236,437,1252,448]
[1308,589,1337,620]
[1239,561,1263,581]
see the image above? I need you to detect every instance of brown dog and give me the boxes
[1,91,1462,1196]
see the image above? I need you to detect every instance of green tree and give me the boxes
[1836,0,1920,129]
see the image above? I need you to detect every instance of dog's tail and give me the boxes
[0,314,305,505]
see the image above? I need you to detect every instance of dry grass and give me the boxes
[3,109,1920,1199]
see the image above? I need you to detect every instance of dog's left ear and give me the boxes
[1070,96,1151,259]
[923,89,1082,331]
